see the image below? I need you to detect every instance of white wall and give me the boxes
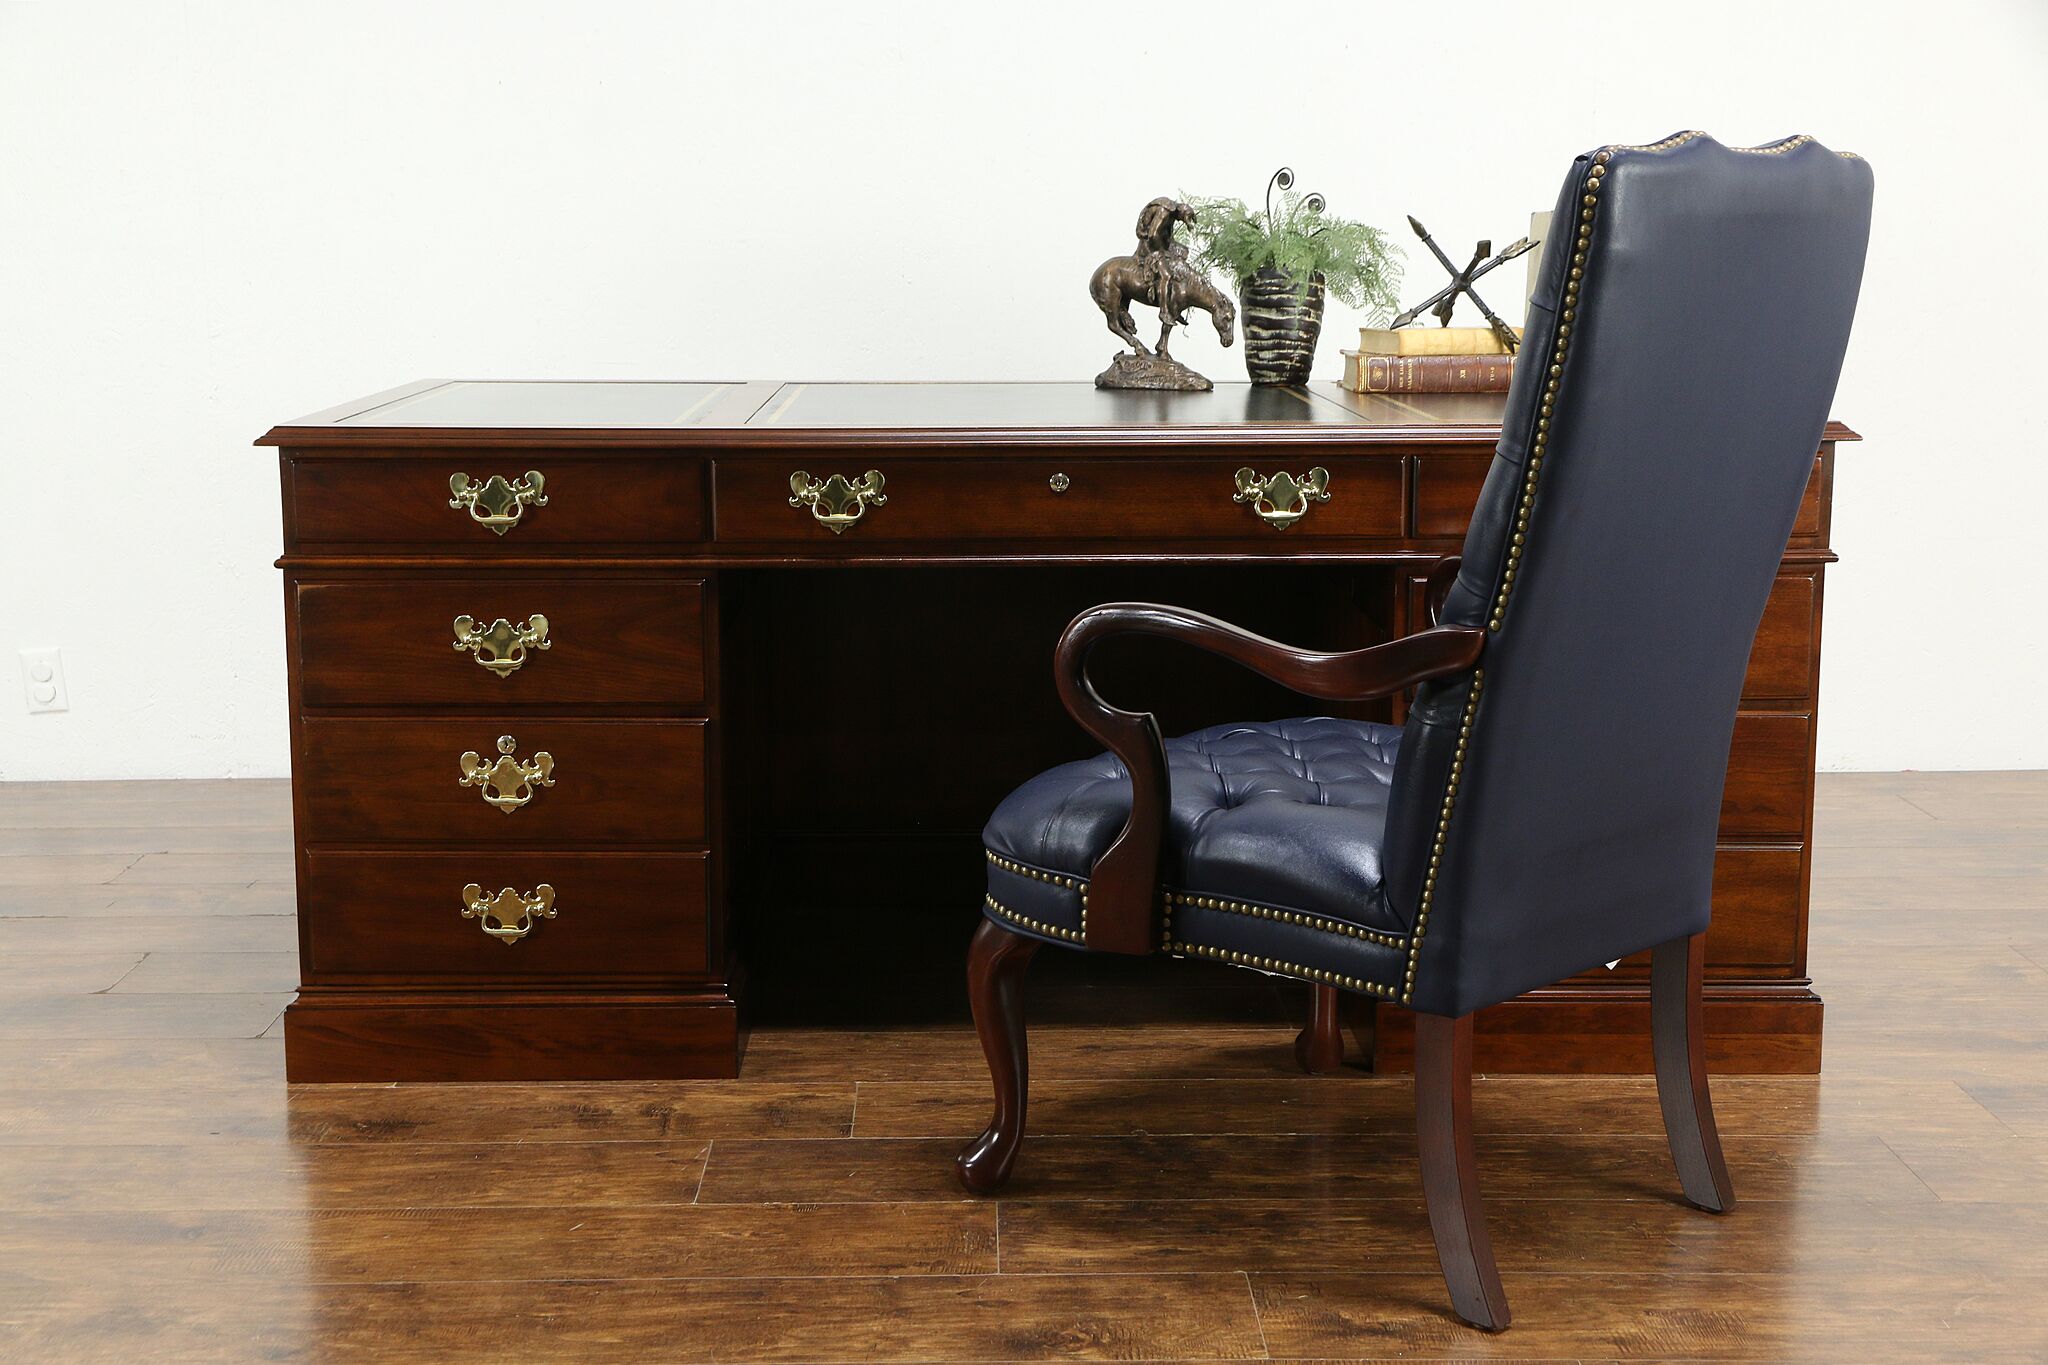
[2,0,2043,780]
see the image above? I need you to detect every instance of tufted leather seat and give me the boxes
[983,716,1412,997]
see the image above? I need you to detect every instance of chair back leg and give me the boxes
[1652,932,1737,1212]
[1415,1011,1512,1331]
[956,918,1039,1194]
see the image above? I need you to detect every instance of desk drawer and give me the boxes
[714,457,1404,542]
[1742,571,1819,702]
[286,455,705,547]
[1564,843,1804,982]
[298,717,706,844]
[301,850,709,980]
[1790,452,1829,543]
[1720,712,1812,838]
[1412,451,1832,545]
[1412,453,1492,538]
[295,578,706,708]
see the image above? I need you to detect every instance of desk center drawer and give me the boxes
[714,456,1404,542]
[297,717,706,844]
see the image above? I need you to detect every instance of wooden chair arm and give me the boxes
[1425,555,1463,627]
[1053,602,1485,954]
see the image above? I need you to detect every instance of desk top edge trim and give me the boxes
[254,380,1859,447]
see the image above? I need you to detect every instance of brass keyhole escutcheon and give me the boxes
[789,469,886,533]
[457,734,556,813]
[1233,466,1331,530]
[453,614,551,678]
[448,471,548,534]
[461,883,556,944]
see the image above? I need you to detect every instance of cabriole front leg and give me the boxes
[956,918,1040,1194]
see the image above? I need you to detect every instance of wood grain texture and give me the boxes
[286,453,709,549]
[0,1139,712,1212]
[695,1129,1933,1205]
[295,575,707,708]
[1,772,2045,1360]
[0,1272,1270,1363]
[0,1202,996,1283]
[298,850,710,980]
[282,992,737,1082]
[1720,712,1815,838]
[295,716,707,845]
[1250,1268,2044,1362]
[850,1073,1976,1139]
[714,454,1406,543]
[0,1078,849,1146]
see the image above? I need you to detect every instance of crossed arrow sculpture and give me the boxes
[1390,216,1539,354]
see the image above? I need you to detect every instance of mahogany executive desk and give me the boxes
[262,380,1851,1081]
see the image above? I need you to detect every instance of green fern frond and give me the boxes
[1181,184,1404,320]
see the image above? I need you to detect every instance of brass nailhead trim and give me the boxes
[987,858,1409,997]
[1164,892,1407,949]
[1613,129,1705,153]
[1411,133,1853,1003]
[985,851,1085,892]
[1165,939,1398,1000]
[1732,134,1813,155]
[1488,153,1607,633]
[985,850,1087,935]
[1400,667,1485,1005]
[985,892,1083,944]
[1488,132,1856,633]
[1608,128,1855,160]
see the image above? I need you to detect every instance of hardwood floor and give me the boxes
[0,774,2044,1362]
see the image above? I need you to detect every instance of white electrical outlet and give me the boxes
[20,647,69,714]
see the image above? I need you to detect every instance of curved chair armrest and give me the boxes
[1425,555,1463,627]
[1053,602,1485,954]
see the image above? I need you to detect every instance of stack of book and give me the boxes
[1340,327,1518,395]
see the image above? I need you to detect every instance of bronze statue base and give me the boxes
[1095,351,1213,392]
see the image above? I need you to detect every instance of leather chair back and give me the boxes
[1384,134,1872,1017]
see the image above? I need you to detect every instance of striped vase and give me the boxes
[1239,267,1326,385]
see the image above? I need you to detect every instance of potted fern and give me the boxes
[1185,168,1403,385]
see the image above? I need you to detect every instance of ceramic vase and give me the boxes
[1239,267,1325,385]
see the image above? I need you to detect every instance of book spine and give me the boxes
[1345,353,1516,394]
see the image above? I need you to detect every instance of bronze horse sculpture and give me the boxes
[1091,197,1235,390]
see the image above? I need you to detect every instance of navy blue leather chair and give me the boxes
[960,133,1872,1331]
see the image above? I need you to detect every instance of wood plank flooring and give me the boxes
[0,773,2043,1362]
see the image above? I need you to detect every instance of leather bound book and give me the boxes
[1357,325,1516,356]
[1341,350,1516,394]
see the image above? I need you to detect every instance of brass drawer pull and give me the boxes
[1234,466,1330,530]
[458,734,555,813]
[452,614,551,678]
[448,471,548,534]
[461,883,556,945]
[789,469,886,534]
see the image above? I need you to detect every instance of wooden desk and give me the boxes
[262,380,1852,1080]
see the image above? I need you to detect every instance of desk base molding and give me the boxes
[1370,982,1823,1074]
[281,987,740,1082]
